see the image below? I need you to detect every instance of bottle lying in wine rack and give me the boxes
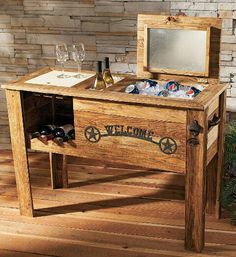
[31,124,56,144]
[53,124,75,146]
[30,124,75,145]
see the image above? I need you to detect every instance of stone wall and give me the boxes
[0,0,236,149]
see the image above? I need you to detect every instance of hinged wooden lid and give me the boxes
[137,14,222,80]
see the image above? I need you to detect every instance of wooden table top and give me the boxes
[1,67,227,111]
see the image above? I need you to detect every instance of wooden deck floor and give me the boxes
[0,150,236,257]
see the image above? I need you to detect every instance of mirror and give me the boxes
[147,28,209,76]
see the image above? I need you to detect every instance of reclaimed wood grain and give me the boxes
[1,67,227,111]
[215,91,227,219]
[185,110,208,252]
[49,153,68,189]
[5,90,34,217]
[74,99,187,173]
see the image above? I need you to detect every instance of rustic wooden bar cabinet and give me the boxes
[2,15,227,252]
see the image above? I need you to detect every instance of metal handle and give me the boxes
[208,114,220,129]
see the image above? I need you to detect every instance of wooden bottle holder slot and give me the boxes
[23,91,75,151]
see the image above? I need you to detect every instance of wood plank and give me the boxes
[0,249,54,257]
[185,110,208,252]
[207,125,219,150]
[206,155,218,215]
[74,99,187,173]
[5,90,34,217]
[207,140,217,165]
[207,97,219,118]
[215,91,227,219]
[49,153,68,189]
[0,68,204,111]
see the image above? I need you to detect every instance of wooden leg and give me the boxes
[215,91,227,219]
[185,110,207,252]
[206,93,226,218]
[5,90,34,217]
[206,155,217,215]
[49,153,68,189]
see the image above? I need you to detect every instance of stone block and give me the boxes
[222,19,233,29]
[218,3,236,11]
[0,46,14,57]
[11,17,44,27]
[0,32,14,43]
[0,15,11,24]
[221,66,236,77]
[110,62,136,74]
[222,35,236,44]
[81,21,109,32]
[42,45,55,57]
[95,2,124,14]
[43,16,81,28]
[222,43,236,52]
[171,2,217,11]
[97,46,125,54]
[27,34,96,46]
[124,2,170,13]
[221,54,233,61]
[53,7,95,16]
[218,11,233,19]
[110,19,136,33]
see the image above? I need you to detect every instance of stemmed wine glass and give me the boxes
[56,44,69,78]
[71,43,85,78]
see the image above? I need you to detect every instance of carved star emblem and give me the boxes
[84,126,101,143]
[159,137,177,155]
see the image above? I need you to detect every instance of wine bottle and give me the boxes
[30,131,41,139]
[103,57,114,87]
[93,61,106,90]
[53,124,74,145]
[31,125,56,144]
[67,128,75,140]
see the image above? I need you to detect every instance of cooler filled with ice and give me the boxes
[108,78,206,100]
[124,79,204,99]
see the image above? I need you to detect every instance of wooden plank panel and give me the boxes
[207,97,219,118]
[206,140,217,165]
[206,155,217,215]
[207,125,219,150]
[74,99,187,173]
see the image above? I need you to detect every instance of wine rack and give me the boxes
[22,92,76,150]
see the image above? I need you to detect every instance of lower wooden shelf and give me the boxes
[29,138,79,157]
